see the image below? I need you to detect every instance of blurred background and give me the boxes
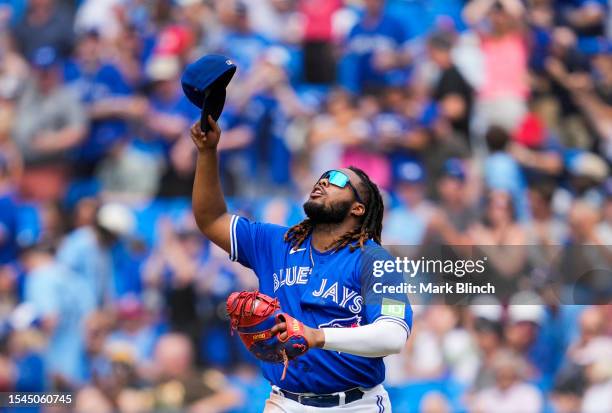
[0,0,611,412]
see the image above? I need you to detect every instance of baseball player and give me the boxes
[191,116,412,412]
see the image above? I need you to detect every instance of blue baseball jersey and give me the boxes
[228,215,412,394]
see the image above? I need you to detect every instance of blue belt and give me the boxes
[273,387,365,408]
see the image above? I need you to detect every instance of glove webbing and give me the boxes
[227,290,279,332]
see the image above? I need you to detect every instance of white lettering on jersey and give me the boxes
[340,287,358,307]
[312,278,327,296]
[273,266,311,292]
[321,282,338,302]
[297,266,309,284]
[349,295,363,314]
[286,266,297,286]
[311,279,362,314]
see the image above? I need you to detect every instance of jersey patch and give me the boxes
[381,298,405,319]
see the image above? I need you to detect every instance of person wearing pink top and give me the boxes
[464,0,529,135]
[300,0,342,84]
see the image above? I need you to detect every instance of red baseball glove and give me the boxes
[226,291,309,379]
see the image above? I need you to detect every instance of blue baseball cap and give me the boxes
[181,54,237,132]
[394,159,425,184]
[442,158,466,181]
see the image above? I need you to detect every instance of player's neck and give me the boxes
[311,221,356,252]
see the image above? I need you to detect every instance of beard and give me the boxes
[303,199,352,224]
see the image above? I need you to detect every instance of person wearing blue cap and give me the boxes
[12,46,87,199]
[428,157,494,247]
[436,158,478,234]
[383,159,436,245]
[13,46,87,162]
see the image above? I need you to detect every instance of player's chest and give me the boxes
[267,251,363,316]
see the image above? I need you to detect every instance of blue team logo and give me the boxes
[318,315,362,329]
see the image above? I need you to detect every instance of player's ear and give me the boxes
[351,202,365,218]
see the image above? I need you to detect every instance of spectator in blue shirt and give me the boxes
[341,0,410,94]
[65,30,148,175]
[232,54,310,189]
[145,54,199,152]
[554,0,608,43]
[21,243,96,387]
[216,1,271,74]
[11,0,74,59]
[57,203,135,307]
[483,126,529,221]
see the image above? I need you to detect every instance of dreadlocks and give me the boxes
[284,166,384,252]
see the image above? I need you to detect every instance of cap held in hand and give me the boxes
[181,54,237,132]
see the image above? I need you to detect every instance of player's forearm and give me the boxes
[321,320,408,357]
[192,148,228,232]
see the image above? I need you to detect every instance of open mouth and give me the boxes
[310,186,325,198]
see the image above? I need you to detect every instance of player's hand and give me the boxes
[271,320,325,349]
[191,115,221,152]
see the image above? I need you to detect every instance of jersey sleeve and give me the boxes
[359,244,413,335]
[228,214,288,273]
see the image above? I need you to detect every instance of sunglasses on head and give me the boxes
[318,170,364,204]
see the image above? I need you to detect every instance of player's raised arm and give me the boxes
[191,115,232,253]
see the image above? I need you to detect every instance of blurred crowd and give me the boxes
[0,0,611,412]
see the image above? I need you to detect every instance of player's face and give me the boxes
[304,169,365,224]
